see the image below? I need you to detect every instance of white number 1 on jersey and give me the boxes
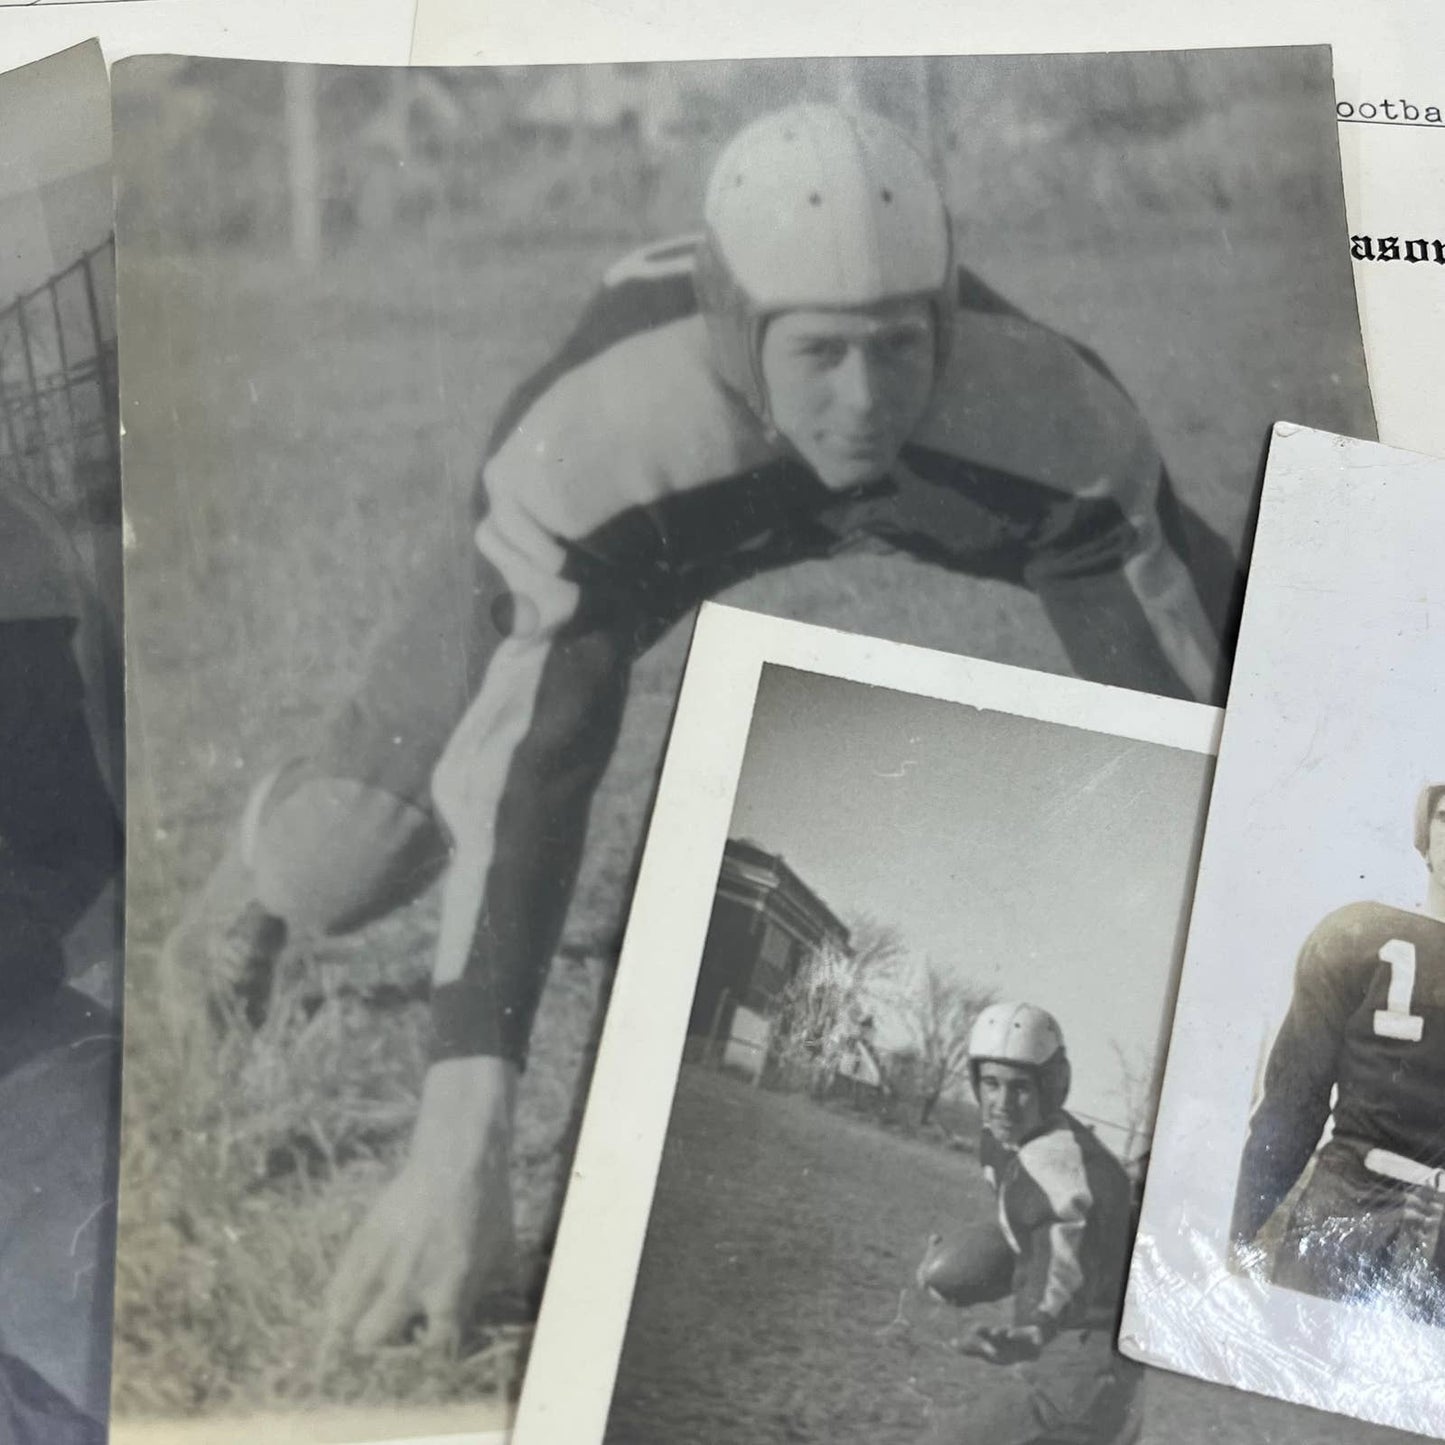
[1374,938,1425,1042]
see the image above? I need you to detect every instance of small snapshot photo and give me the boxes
[1123,427,1445,1439]
[598,670,1193,1445]
[516,605,1258,1445]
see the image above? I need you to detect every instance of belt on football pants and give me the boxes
[1365,1147,1445,1193]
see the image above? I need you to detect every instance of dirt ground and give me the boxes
[606,1067,1419,1445]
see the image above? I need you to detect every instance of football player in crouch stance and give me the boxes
[1232,785,1445,1319]
[918,1003,1143,1444]
[162,103,1239,1352]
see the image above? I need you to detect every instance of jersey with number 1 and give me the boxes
[1233,901,1445,1245]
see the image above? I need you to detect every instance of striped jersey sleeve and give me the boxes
[996,1115,1135,1332]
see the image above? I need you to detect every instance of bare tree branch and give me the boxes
[1109,1037,1158,1169]
[890,960,996,1126]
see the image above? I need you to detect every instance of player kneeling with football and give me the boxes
[915,1003,1143,1445]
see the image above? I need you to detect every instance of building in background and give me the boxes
[689,838,850,1075]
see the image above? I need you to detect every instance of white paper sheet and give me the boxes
[0,0,416,71]
[409,0,1445,458]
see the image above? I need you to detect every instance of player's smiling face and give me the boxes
[976,1061,1044,1147]
[759,300,935,492]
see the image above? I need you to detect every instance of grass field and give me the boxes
[113,229,1081,1423]
[605,1067,1417,1445]
[112,68,1376,1423]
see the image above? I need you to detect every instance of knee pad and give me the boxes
[244,766,449,935]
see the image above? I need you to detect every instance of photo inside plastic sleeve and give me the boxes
[112,47,1374,1437]
[1122,425,1445,1440]
[514,604,1414,1444]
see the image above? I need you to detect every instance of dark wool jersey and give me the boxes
[1234,901,1445,1245]
[428,237,1240,1062]
[979,1113,1135,1333]
[475,237,1235,699]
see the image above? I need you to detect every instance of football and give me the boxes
[916,1226,1016,1307]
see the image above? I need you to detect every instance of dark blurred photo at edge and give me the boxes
[0,41,124,1445]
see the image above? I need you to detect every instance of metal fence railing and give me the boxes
[0,238,119,520]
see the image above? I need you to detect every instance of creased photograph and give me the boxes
[0,39,123,1445]
[112,48,1373,1434]
[1123,425,1445,1440]
[516,604,1419,1445]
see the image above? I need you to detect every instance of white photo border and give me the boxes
[108,1414,506,1445]
[512,601,1222,1445]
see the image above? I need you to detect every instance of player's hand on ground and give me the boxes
[954,1323,1046,1365]
[324,1057,520,1355]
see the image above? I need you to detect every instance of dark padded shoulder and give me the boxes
[953,265,1125,394]
[486,260,700,457]
[955,264,1024,321]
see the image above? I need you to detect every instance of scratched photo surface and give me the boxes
[111,48,1373,1430]
[0,40,122,1445]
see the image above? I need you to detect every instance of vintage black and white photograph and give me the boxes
[545,626,1213,1445]
[516,605,1424,1445]
[112,48,1375,1432]
[1124,426,1445,1439]
[0,40,122,1445]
